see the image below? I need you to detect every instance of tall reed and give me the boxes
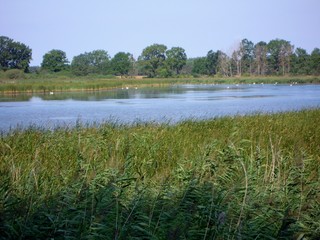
[0,109,319,239]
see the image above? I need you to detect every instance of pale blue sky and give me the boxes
[1,0,319,66]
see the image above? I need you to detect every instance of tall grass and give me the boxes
[0,109,319,239]
[0,75,320,94]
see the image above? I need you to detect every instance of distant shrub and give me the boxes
[156,67,172,78]
[242,73,251,77]
[5,69,25,79]
[192,73,201,78]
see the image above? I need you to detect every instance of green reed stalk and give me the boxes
[0,109,319,239]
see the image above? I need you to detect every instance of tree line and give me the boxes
[1,35,319,77]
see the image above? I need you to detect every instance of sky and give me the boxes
[1,0,320,66]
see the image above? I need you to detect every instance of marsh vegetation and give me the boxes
[1,75,320,94]
[1,109,319,239]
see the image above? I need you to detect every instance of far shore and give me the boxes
[1,75,319,95]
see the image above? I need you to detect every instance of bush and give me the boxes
[5,69,25,79]
[156,67,172,78]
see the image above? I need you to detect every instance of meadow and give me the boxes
[0,109,319,239]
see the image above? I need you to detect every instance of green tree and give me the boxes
[267,39,293,75]
[310,48,320,75]
[290,48,310,75]
[192,57,208,75]
[0,36,32,72]
[71,50,110,76]
[111,52,133,76]
[206,50,219,75]
[254,41,268,75]
[138,44,167,77]
[41,49,68,72]
[71,53,91,76]
[180,58,194,75]
[240,39,254,75]
[166,47,187,74]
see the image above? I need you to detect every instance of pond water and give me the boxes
[0,84,319,131]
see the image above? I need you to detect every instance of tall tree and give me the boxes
[0,36,32,72]
[217,50,231,77]
[88,50,110,74]
[267,39,293,75]
[71,50,110,76]
[240,39,254,75]
[206,50,219,75]
[254,41,268,75]
[290,48,310,75]
[111,52,133,76]
[166,47,187,74]
[138,44,167,77]
[192,57,208,75]
[41,49,68,72]
[310,48,320,75]
[231,49,242,76]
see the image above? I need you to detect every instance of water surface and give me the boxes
[0,84,319,130]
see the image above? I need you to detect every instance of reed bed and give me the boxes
[0,109,319,239]
[1,75,320,94]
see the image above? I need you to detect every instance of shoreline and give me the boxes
[1,76,320,95]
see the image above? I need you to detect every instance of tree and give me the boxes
[88,50,110,74]
[71,53,91,76]
[267,39,293,75]
[71,50,110,76]
[138,44,167,77]
[231,49,242,76]
[254,41,268,75]
[310,48,320,75]
[0,36,32,72]
[240,39,254,75]
[41,49,68,72]
[206,50,219,75]
[217,51,231,77]
[166,47,187,74]
[110,52,133,76]
[192,57,208,75]
[290,48,310,75]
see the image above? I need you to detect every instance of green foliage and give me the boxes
[291,48,311,75]
[138,44,167,77]
[206,50,219,75]
[5,69,26,79]
[0,36,32,72]
[254,41,268,75]
[156,66,172,78]
[71,50,110,76]
[240,39,254,74]
[267,39,293,75]
[166,47,187,75]
[111,52,133,76]
[41,49,68,72]
[310,48,320,75]
[192,57,208,75]
[0,110,319,238]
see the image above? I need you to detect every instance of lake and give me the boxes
[0,84,319,131]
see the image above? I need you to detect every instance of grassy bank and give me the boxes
[0,109,319,239]
[1,75,320,94]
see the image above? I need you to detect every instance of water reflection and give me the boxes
[0,86,189,102]
[0,84,319,131]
